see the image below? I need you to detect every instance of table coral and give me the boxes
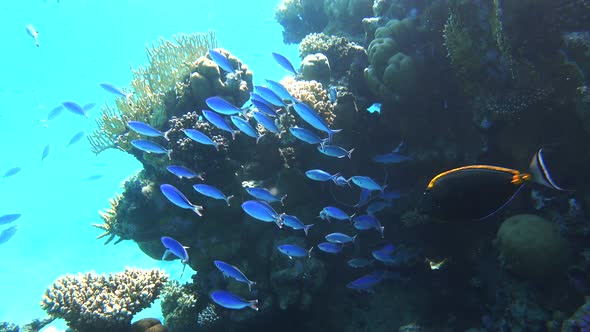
[41,268,169,332]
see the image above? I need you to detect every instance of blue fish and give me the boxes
[353,215,384,238]
[366,200,392,216]
[371,244,396,264]
[131,139,171,160]
[183,129,218,150]
[277,244,312,259]
[210,290,258,311]
[333,176,351,187]
[328,86,337,103]
[160,184,204,216]
[380,190,401,201]
[206,96,243,115]
[281,214,314,236]
[367,102,382,114]
[250,97,277,117]
[214,260,256,292]
[46,105,64,121]
[350,176,385,192]
[254,86,286,107]
[272,51,297,75]
[0,214,21,226]
[128,121,170,141]
[356,188,374,208]
[41,144,51,162]
[346,271,384,292]
[202,110,237,140]
[304,169,340,182]
[325,232,357,244]
[167,165,204,180]
[347,258,375,268]
[193,184,234,206]
[264,79,294,102]
[82,102,97,112]
[3,167,21,178]
[62,101,88,118]
[241,200,283,228]
[208,49,235,73]
[317,144,354,159]
[317,242,342,254]
[100,83,129,98]
[82,174,104,182]
[252,111,280,135]
[319,206,353,222]
[245,187,286,205]
[372,152,412,164]
[67,131,85,148]
[161,236,189,277]
[292,101,341,141]
[289,126,327,145]
[230,116,263,143]
[0,225,17,245]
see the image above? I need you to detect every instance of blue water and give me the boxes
[0,0,297,330]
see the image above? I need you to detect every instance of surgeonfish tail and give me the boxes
[226,195,235,207]
[249,300,259,311]
[256,134,265,144]
[192,204,205,217]
[303,223,315,236]
[280,194,288,206]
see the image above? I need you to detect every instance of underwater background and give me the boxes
[1,0,590,331]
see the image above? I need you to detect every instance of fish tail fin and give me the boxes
[249,300,259,311]
[232,131,237,140]
[193,205,204,217]
[180,262,187,279]
[166,149,172,161]
[198,172,206,181]
[226,195,235,207]
[248,281,256,293]
[328,128,343,142]
[214,143,220,151]
[280,194,287,206]
[352,234,358,244]
[256,134,264,144]
[347,148,355,159]
[349,213,356,222]
[379,226,385,238]
[303,223,314,236]
[274,216,283,229]
[163,129,171,141]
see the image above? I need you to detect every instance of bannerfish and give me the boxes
[281,214,314,236]
[131,139,172,160]
[67,131,85,147]
[367,103,381,114]
[208,49,235,73]
[82,174,104,182]
[100,83,129,98]
[289,126,328,145]
[528,146,577,191]
[214,260,256,292]
[317,144,354,159]
[241,200,283,228]
[0,225,17,245]
[253,86,286,107]
[346,271,384,292]
[62,101,88,118]
[41,144,51,162]
[252,111,280,135]
[0,214,21,226]
[353,215,384,238]
[277,244,313,259]
[264,79,295,102]
[160,184,204,216]
[319,206,353,222]
[161,236,189,277]
[193,184,234,206]
[250,97,277,117]
[209,290,258,311]
[3,167,21,178]
[347,258,374,269]
[202,110,237,140]
[325,232,357,244]
[183,128,219,150]
[25,24,39,47]
[350,176,385,192]
[128,121,170,141]
[245,187,286,206]
[305,169,340,182]
[167,165,204,180]
[317,242,342,254]
[230,116,263,143]
[206,96,243,116]
[292,101,341,142]
[271,51,297,76]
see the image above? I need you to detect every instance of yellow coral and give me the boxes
[281,77,335,125]
[89,31,217,154]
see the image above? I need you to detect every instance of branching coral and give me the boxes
[89,31,218,154]
[160,281,200,331]
[41,268,169,332]
[93,193,126,245]
[281,77,335,125]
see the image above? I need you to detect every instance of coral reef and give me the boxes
[300,53,331,83]
[160,281,205,331]
[41,268,168,332]
[281,77,335,125]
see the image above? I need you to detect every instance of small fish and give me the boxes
[356,188,374,208]
[245,187,286,205]
[183,128,219,150]
[41,144,51,162]
[46,105,64,121]
[193,184,234,206]
[325,232,357,244]
[281,214,314,236]
[100,83,129,98]
[264,79,294,102]
[82,102,97,112]
[208,49,235,73]
[253,86,286,107]
[209,290,258,311]
[0,214,21,226]
[367,103,382,114]
[230,116,263,143]
[160,184,204,216]
[366,200,392,216]
[319,206,353,222]
[292,101,341,142]
[131,139,172,160]
[347,258,374,268]
[241,200,283,228]
[317,144,354,159]
[82,174,104,181]
[289,126,327,145]
[272,51,297,75]
[206,96,243,115]
[305,169,340,182]
[2,167,21,178]
[161,236,190,277]
[202,110,237,140]
[372,152,412,164]
[128,121,170,141]
[214,260,256,291]
[346,271,384,292]
[25,24,39,47]
[0,225,17,245]
[371,244,396,264]
[328,86,337,103]
[252,111,280,135]
[317,242,342,254]
[250,97,277,117]
[167,165,204,180]
[67,131,85,147]
[62,101,88,118]
[350,176,385,192]
[277,244,313,259]
[353,215,384,238]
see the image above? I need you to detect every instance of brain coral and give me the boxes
[41,268,169,332]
